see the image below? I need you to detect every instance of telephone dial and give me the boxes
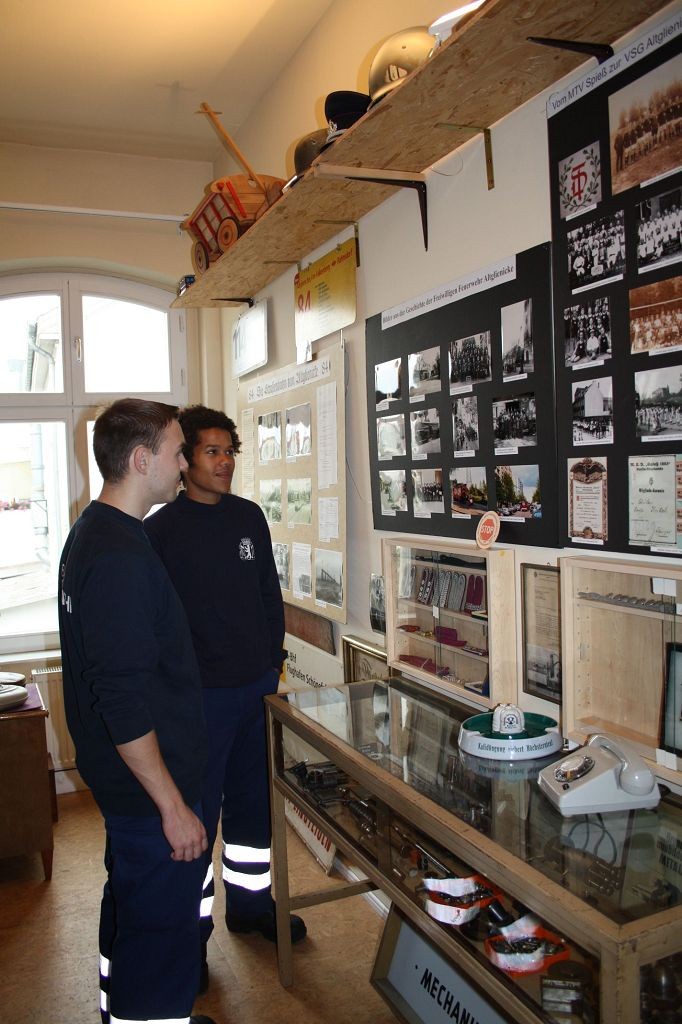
[538,733,661,816]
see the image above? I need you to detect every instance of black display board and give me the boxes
[365,243,558,546]
[548,19,682,554]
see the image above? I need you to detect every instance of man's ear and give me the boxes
[132,445,149,474]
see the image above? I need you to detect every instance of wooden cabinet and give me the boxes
[560,554,682,788]
[382,537,516,707]
[0,683,54,879]
[266,676,682,1023]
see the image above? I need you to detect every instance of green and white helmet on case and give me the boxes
[368,26,436,105]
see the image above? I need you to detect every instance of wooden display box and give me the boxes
[382,538,517,708]
[560,554,682,784]
[266,678,682,1024]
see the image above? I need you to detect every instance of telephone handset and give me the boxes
[538,733,661,816]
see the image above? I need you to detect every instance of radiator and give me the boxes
[30,663,76,774]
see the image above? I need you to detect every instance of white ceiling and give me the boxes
[0,0,335,161]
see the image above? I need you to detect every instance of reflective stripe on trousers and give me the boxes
[221,840,271,891]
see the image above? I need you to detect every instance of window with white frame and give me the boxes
[0,273,188,654]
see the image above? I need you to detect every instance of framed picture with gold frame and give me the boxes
[521,563,562,704]
[342,634,392,683]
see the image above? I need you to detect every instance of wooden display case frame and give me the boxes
[560,554,682,786]
[266,685,682,1024]
[382,537,517,708]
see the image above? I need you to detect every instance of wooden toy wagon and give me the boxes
[182,103,285,275]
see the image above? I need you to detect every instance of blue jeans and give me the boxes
[99,804,204,1023]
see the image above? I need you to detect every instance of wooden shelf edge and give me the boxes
[174,0,667,308]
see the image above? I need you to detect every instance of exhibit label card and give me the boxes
[629,454,676,547]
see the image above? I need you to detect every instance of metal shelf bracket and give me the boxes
[527,36,615,64]
[313,164,428,251]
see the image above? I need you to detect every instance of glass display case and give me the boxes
[560,556,682,785]
[266,676,682,1024]
[382,538,517,707]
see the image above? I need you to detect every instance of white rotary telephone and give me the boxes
[538,733,661,816]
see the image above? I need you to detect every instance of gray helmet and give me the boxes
[293,130,328,175]
[368,26,435,105]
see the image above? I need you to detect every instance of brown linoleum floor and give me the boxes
[0,790,396,1024]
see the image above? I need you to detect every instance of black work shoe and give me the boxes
[198,942,209,996]
[190,1016,217,1024]
[226,908,307,944]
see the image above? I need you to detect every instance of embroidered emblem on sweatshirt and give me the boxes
[239,537,255,560]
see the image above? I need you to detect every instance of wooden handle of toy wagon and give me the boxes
[198,102,268,196]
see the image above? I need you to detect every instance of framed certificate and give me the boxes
[521,563,561,704]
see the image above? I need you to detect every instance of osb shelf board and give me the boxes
[175,0,669,309]
[174,176,396,308]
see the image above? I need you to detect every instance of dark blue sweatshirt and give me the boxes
[58,501,206,816]
[143,492,285,688]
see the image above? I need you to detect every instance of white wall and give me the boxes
[0,142,211,286]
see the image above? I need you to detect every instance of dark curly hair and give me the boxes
[178,405,241,465]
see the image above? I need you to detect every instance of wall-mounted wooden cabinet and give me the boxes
[560,555,682,787]
[382,537,516,707]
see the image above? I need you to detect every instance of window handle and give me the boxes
[74,336,82,363]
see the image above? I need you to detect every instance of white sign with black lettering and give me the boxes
[385,916,504,1024]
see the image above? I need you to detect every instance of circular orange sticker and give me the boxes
[476,510,500,549]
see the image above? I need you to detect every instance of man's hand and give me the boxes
[116,730,207,860]
[162,802,208,862]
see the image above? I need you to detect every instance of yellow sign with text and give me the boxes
[294,237,357,362]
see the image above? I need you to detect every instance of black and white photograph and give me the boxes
[314,548,343,608]
[408,345,441,398]
[572,376,614,444]
[492,394,537,449]
[609,53,682,195]
[557,141,602,219]
[412,468,445,515]
[287,477,312,525]
[449,466,488,517]
[630,276,682,353]
[376,413,406,459]
[564,295,612,367]
[375,357,402,407]
[259,478,282,524]
[369,573,386,633]
[635,365,682,439]
[257,410,282,463]
[272,541,290,590]
[495,464,542,519]
[636,186,682,273]
[452,395,480,453]
[448,331,492,390]
[285,402,312,458]
[501,298,534,378]
[410,408,441,458]
[379,469,407,514]
[567,211,626,291]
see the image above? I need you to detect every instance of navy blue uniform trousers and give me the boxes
[200,668,279,943]
[99,807,204,1023]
